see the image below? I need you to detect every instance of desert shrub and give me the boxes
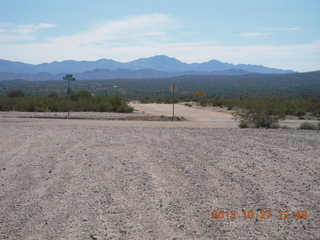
[212,101,223,107]
[238,121,256,128]
[7,89,25,97]
[109,96,123,111]
[269,123,280,129]
[299,122,319,130]
[98,103,113,112]
[117,103,134,113]
[48,104,59,112]
[47,91,58,98]
[232,98,286,128]
[0,94,133,113]
[238,121,249,128]
[71,90,92,100]
[35,105,47,112]
[199,99,209,107]
[24,101,36,112]
[295,110,306,116]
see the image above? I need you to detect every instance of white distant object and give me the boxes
[113,85,118,88]
[169,83,177,93]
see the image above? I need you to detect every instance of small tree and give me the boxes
[232,98,286,128]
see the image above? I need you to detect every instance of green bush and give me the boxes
[7,89,25,97]
[47,91,58,98]
[295,110,306,116]
[110,96,122,111]
[232,98,286,128]
[269,123,280,129]
[238,121,249,128]
[117,103,134,113]
[71,90,92,100]
[0,93,133,113]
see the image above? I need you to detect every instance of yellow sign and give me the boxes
[195,91,205,95]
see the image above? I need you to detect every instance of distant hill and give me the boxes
[124,56,294,74]
[1,71,319,99]
[0,68,252,81]
[0,56,294,80]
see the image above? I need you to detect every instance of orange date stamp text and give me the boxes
[211,210,309,220]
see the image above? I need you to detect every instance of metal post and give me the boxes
[63,74,76,119]
[67,79,70,118]
[172,83,175,121]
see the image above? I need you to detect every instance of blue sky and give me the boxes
[0,0,319,71]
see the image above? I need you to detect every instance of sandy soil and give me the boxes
[0,115,319,240]
[130,103,237,128]
[131,103,234,122]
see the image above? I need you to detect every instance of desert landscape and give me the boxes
[1,1,319,239]
[1,105,319,240]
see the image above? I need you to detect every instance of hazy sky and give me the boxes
[0,0,319,71]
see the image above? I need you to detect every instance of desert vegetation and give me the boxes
[139,96,320,118]
[137,96,320,128]
[0,90,133,113]
[209,97,319,128]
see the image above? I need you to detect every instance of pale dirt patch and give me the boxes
[130,103,237,128]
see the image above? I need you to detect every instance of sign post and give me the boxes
[195,91,205,104]
[170,83,177,121]
[63,74,76,119]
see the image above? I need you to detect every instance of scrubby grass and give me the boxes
[0,90,133,113]
[200,97,320,118]
[238,121,250,128]
[201,97,319,129]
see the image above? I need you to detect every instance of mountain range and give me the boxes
[0,55,295,81]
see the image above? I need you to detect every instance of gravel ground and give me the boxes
[0,111,151,120]
[0,117,319,240]
[0,111,184,121]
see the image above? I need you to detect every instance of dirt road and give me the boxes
[130,103,237,128]
[1,116,319,239]
[130,103,233,121]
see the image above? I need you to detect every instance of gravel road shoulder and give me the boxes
[0,117,319,239]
